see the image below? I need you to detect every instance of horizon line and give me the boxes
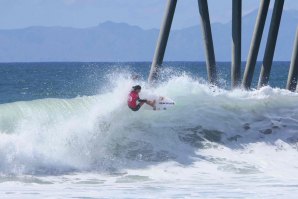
[0,60,291,64]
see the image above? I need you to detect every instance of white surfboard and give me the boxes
[144,96,175,111]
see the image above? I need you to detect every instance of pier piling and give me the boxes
[231,0,242,88]
[198,0,217,85]
[148,0,292,90]
[258,0,284,88]
[148,0,177,83]
[286,28,298,92]
[242,0,270,89]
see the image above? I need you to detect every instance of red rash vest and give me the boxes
[128,91,139,108]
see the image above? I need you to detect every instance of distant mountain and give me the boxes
[0,9,297,62]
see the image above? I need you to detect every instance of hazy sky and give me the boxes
[1,0,297,30]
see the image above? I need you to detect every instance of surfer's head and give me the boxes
[132,85,142,93]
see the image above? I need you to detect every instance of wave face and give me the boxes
[1,74,298,177]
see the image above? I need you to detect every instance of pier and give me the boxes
[149,0,298,91]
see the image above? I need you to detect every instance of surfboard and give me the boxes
[145,96,175,111]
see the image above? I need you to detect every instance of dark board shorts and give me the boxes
[129,104,141,112]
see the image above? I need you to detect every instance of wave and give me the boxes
[0,73,298,175]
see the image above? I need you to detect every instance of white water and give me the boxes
[1,74,298,198]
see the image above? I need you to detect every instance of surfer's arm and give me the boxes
[138,98,147,103]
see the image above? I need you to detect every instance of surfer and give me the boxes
[128,85,156,111]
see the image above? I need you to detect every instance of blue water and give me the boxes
[0,61,291,104]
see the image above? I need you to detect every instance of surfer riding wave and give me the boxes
[127,85,156,111]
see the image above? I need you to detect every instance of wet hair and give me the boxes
[132,85,142,90]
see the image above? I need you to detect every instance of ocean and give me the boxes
[0,61,298,199]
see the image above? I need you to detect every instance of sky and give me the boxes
[0,0,298,30]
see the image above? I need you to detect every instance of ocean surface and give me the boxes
[0,61,298,199]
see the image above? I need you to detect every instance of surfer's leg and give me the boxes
[146,100,156,108]
[130,103,143,111]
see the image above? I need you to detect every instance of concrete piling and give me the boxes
[148,0,177,83]
[258,0,284,88]
[286,28,298,92]
[231,0,242,88]
[198,0,217,85]
[242,0,270,89]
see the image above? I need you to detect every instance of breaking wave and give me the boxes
[1,73,298,177]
